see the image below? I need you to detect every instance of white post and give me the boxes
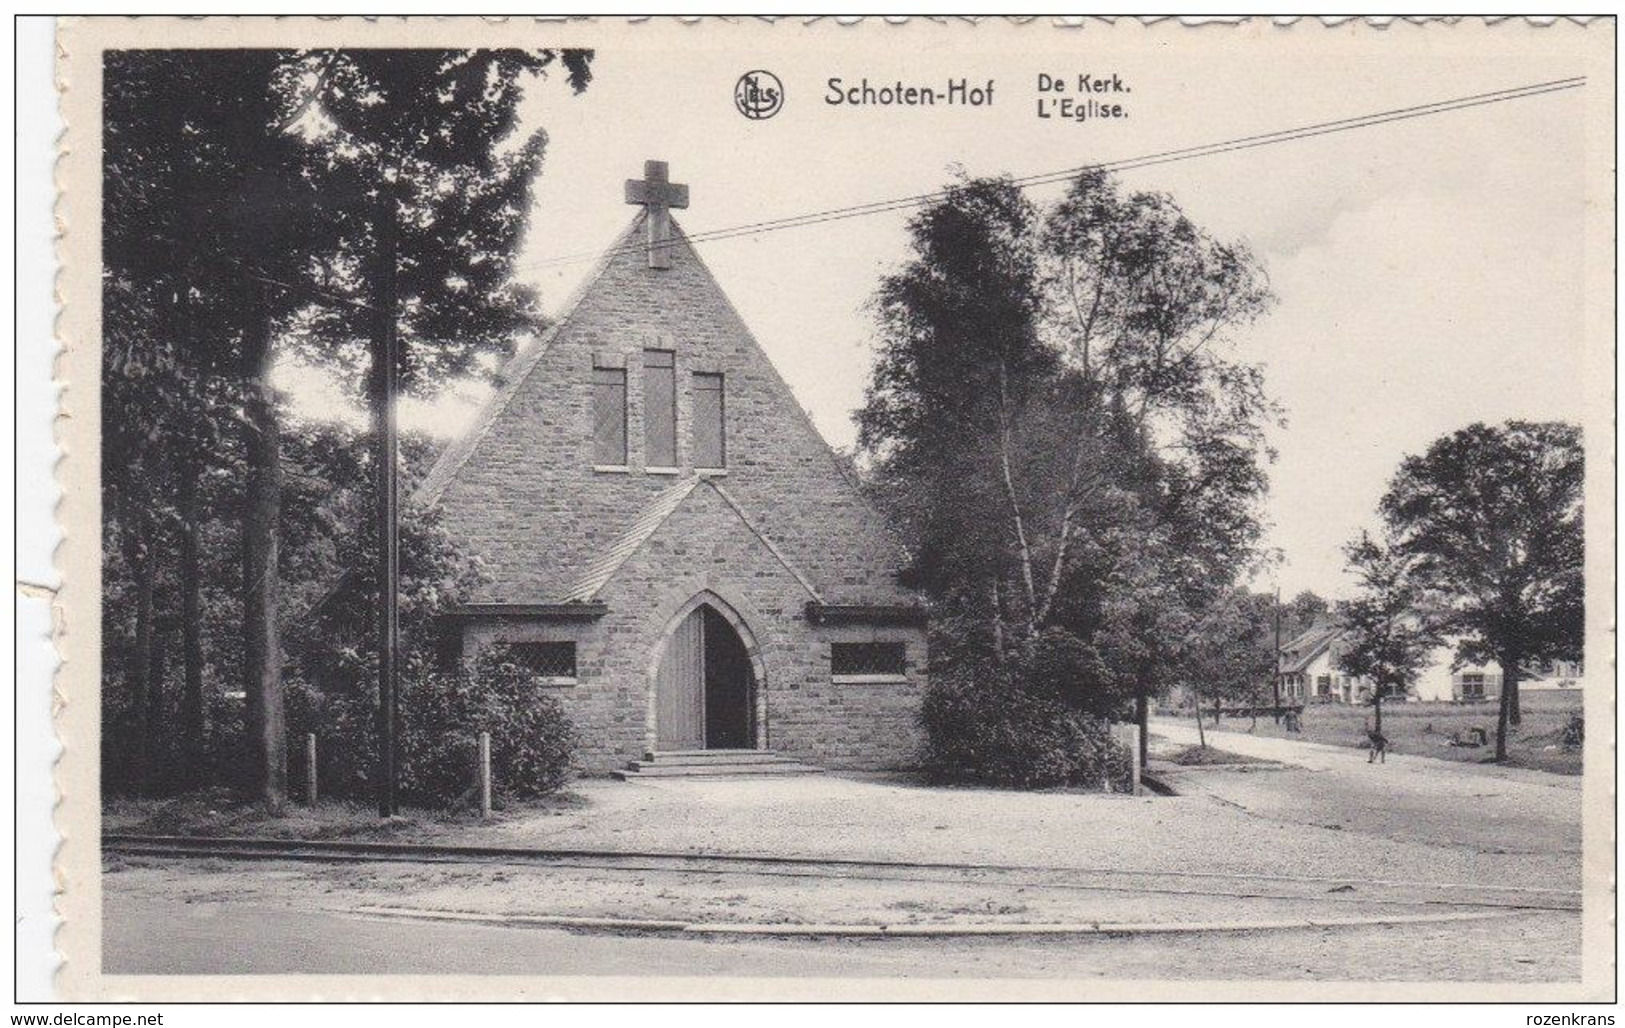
[1113,722,1142,796]
[1128,722,1141,796]
[305,733,318,807]
[478,731,492,818]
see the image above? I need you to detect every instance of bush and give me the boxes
[287,651,577,809]
[397,652,577,806]
[920,657,1128,789]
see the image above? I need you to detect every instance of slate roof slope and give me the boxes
[1278,621,1346,674]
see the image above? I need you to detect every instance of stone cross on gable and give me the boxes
[624,159,690,270]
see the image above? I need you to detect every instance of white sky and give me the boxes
[283,37,1589,600]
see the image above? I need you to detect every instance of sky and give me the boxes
[281,31,1591,600]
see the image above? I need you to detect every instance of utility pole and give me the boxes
[1272,586,1283,721]
[371,193,400,818]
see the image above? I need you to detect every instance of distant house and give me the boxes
[1276,621,1358,703]
[1409,658,1582,702]
[1275,620,1576,704]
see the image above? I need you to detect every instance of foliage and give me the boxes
[1015,627,1125,719]
[99,48,593,805]
[1336,533,1439,731]
[1378,420,1584,759]
[1279,590,1330,644]
[858,170,1279,764]
[919,659,1130,789]
[285,651,577,807]
[399,652,578,805]
[1181,587,1277,713]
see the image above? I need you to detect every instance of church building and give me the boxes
[418,161,928,776]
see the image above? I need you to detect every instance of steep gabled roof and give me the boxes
[1278,620,1346,674]
[416,203,916,608]
[415,214,648,507]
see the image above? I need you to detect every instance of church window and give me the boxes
[503,641,578,685]
[643,349,677,468]
[831,642,907,680]
[693,372,725,468]
[592,365,628,466]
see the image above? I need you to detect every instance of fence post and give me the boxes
[305,733,318,807]
[478,731,492,819]
[1128,722,1141,796]
[1113,722,1141,796]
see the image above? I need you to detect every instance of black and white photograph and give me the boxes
[36,14,1614,1004]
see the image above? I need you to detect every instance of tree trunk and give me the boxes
[147,617,170,793]
[1495,655,1519,762]
[1507,667,1522,726]
[1192,689,1206,749]
[241,285,288,812]
[1373,690,1383,735]
[127,515,158,796]
[990,577,1005,658]
[178,463,207,789]
[1135,685,1149,768]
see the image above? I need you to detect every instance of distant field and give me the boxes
[1193,689,1583,775]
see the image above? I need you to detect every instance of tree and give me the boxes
[1282,590,1330,640]
[1378,421,1584,761]
[1181,588,1277,744]
[1337,533,1438,737]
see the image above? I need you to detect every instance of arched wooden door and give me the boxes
[654,604,754,750]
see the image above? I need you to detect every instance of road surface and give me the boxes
[1149,719,1582,859]
[104,894,1575,983]
[101,726,1589,985]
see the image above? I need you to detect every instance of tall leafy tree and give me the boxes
[1378,421,1584,761]
[1337,533,1438,737]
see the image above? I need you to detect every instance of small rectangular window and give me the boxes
[693,372,725,468]
[501,641,577,684]
[831,642,907,678]
[643,349,676,468]
[592,366,627,465]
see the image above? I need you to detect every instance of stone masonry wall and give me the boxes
[465,482,926,774]
[427,212,912,608]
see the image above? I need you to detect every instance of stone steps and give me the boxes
[612,749,825,780]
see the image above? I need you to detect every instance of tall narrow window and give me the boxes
[693,372,725,468]
[592,365,627,466]
[643,349,676,468]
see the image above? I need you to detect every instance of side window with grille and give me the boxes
[500,641,578,686]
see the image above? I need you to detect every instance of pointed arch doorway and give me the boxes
[654,602,757,750]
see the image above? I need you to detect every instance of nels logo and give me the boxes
[734,70,784,120]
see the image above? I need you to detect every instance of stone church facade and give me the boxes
[418,161,927,775]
